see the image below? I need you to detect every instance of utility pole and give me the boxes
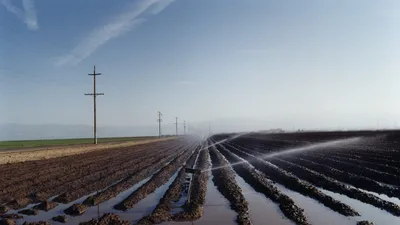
[157,111,163,138]
[175,117,178,136]
[209,124,211,136]
[85,65,104,144]
[184,120,186,135]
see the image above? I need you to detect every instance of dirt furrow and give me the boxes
[0,139,178,179]
[114,143,196,211]
[2,146,165,203]
[216,143,310,225]
[315,152,400,174]
[0,142,160,185]
[263,155,400,216]
[2,140,181,192]
[0,142,175,191]
[241,142,400,197]
[53,143,184,204]
[79,213,130,225]
[83,142,196,207]
[0,141,182,205]
[136,146,201,225]
[326,149,400,161]
[299,153,400,186]
[282,155,400,198]
[325,149,400,167]
[4,144,180,209]
[208,144,252,225]
[172,145,210,221]
[224,143,360,217]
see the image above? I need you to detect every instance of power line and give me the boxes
[157,111,163,138]
[84,65,104,144]
[175,117,178,136]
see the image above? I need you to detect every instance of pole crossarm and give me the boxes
[84,93,104,96]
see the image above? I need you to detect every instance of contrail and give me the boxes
[2,0,39,30]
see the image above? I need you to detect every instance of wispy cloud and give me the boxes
[55,0,176,67]
[2,0,38,30]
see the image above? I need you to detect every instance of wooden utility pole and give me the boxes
[157,111,163,138]
[175,117,178,136]
[184,120,186,135]
[85,65,104,144]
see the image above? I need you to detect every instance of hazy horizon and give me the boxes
[2,0,400,139]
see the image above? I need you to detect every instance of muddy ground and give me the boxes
[2,131,400,225]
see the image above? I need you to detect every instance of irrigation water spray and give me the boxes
[203,136,363,172]
[198,132,250,152]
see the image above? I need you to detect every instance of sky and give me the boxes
[1,0,400,137]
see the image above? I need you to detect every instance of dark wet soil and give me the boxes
[53,142,183,204]
[79,213,129,225]
[0,214,22,219]
[215,143,309,225]
[0,139,180,209]
[18,209,37,216]
[208,145,251,225]
[114,144,194,211]
[52,215,67,223]
[224,143,360,217]
[137,148,200,225]
[64,203,88,216]
[82,144,188,207]
[33,201,57,211]
[357,221,375,225]
[172,148,210,221]
[22,221,50,225]
[0,206,8,214]
[0,218,15,225]
[265,154,400,216]
[280,155,400,198]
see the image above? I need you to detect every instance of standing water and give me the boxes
[234,173,295,225]
[275,183,355,225]
[319,188,400,225]
[195,157,236,225]
[162,166,236,225]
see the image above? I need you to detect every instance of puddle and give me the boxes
[170,173,191,215]
[115,169,181,223]
[163,150,236,225]
[12,168,162,224]
[332,181,400,206]
[357,188,400,206]
[275,184,354,225]
[13,191,102,225]
[234,173,295,225]
[194,170,236,225]
[319,188,400,225]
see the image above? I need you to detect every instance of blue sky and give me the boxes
[2,0,400,133]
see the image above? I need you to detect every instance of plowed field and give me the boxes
[1,131,400,225]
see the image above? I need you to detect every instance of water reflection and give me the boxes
[319,188,400,225]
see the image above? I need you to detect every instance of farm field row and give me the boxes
[1,131,400,224]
